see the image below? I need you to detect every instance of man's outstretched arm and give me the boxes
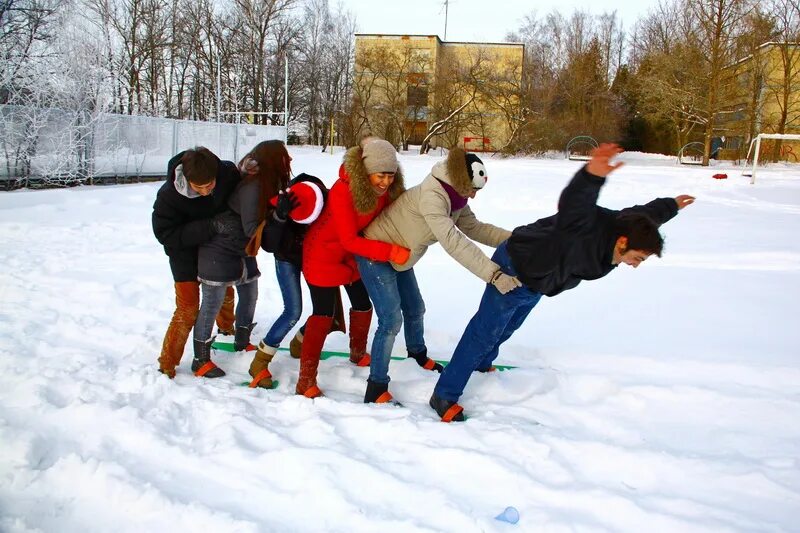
[557,143,624,231]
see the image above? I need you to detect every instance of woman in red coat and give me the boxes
[298,139,410,398]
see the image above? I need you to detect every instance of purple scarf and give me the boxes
[436,179,468,213]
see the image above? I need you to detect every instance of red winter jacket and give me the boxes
[302,147,405,287]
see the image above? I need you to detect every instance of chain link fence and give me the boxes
[0,105,286,189]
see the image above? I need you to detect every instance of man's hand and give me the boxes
[675,195,695,210]
[239,156,259,177]
[274,189,299,220]
[586,143,624,178]
[490,270,522,295]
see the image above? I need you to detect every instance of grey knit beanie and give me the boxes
[361,140,399,174]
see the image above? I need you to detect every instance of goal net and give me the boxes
[744,133,800,184]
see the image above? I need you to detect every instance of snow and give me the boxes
[1,146,799,532]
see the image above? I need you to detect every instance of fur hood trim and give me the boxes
[431,147,472,197]
[342,145,405,214]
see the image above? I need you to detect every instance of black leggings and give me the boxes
[308,280,372,317]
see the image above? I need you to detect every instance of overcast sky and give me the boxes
[336,0,662,42]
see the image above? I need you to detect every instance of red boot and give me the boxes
[348,309,372,367]
[296,314,333,398]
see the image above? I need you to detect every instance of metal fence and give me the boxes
[0,105,286,187]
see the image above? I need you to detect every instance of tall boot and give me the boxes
[348,309,372,367]
[158,281,200,378]
[248,341,276,389]
[296,314,333,398]
[191,337,226,378]
[234,322,256,352]
[215,286,236,335]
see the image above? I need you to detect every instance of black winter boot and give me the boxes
[233,322,256,352]
[191,338,226,378]
[363,379,400,405]
[429,393,465,422]
[408,348,444,373]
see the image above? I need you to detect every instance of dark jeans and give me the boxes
[356,256,426,384]
[194,280,258,344]
[434,241,542,402]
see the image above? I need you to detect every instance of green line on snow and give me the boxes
[211,341,516,370]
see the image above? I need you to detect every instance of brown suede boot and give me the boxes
[248,341,276,389]
[215,285,235,334]
[296,314,333,397]
[348,309,372,367]
[289,331,303,359]
[158,281,200,378]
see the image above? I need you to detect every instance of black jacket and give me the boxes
[151,151,241,282]
[261,174,328,266]
[507,166,679,297]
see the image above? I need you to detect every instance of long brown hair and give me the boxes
[240,140,291,221]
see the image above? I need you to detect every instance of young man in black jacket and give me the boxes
[152,147,241,378]
[430,144,695,421]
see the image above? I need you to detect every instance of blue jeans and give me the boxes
[356,256,426,384]
[194,280,258,343]
[262,259,303,348]
[434,241,542,402]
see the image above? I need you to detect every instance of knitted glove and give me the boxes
[490,270,522,294]
[274,189,299,221]
[388,244,411,265]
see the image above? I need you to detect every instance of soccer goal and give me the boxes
[743,133,800,184]
[565,136,598,160]
[678,142,705,165]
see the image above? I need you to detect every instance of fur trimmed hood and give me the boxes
[430,147,473,198]
[341,145,405,215]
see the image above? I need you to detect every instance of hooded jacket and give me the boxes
[302,146,405,287]
[363,148,510,283]
[507,165,679,297]
[152,151,241,282]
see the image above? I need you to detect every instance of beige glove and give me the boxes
[490,270,522,295]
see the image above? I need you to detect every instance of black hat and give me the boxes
[466,153,487,189]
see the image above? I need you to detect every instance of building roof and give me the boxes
[725,41,800,70]
[354,33,524,48]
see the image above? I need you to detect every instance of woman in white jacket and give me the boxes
[356,147,518,404]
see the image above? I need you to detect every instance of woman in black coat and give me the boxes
[191,140,290,378]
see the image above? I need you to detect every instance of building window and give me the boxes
[407,86,428,107]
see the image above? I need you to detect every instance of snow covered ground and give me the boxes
[1,146,799,532]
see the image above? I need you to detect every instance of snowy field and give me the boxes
[1,146,799,532]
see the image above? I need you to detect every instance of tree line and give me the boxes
[2,0,798,160]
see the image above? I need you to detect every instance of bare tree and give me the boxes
[228,0,296,123]
[689,0,751,164]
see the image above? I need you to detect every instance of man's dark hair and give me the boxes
[614,212,664,257]
[181,147,218,185]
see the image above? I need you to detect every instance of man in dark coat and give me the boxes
[430,143,696,421]
[152,147,241,377]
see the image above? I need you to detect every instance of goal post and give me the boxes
[565,136,598,161]
[744,133,800,184]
